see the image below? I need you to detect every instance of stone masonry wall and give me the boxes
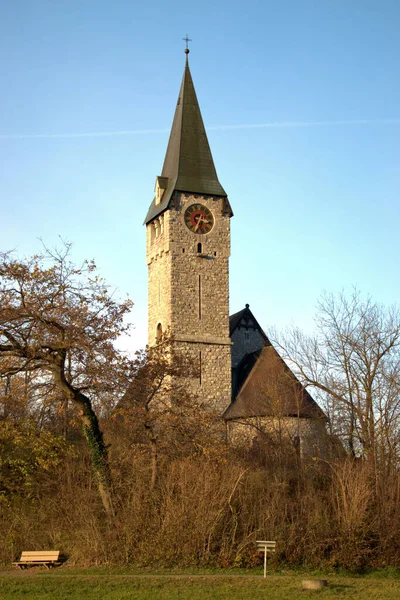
[227,416,330,458]
[173,340,232,415]
[147,211,172,344]
[146,192,232,414]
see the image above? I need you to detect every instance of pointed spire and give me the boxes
[145,51,227,224]
[160,56,226,198]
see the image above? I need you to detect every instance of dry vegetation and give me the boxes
[2,248,400,572]
[2,423,400,571]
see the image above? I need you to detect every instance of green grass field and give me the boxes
[1,567,400,599]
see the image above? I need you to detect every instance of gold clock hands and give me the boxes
[194,216,201,232]
[186,206,212,233]
[194,215,209,231]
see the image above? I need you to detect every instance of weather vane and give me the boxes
[182,34,192,54]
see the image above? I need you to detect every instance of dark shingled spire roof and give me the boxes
[161,55,226,196]
[145,55,228,224]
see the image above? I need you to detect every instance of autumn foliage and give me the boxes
[2,249,400,570]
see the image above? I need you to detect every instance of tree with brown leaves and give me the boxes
[0,243,133,516]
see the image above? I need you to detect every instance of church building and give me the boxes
[145,47,232,415]
[144,48,327,452]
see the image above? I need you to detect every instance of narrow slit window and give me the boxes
[156,323,163,342]
[199,351,202,385]
[294,435,301,457]
[197,242,202,253]
[198,274,202,319]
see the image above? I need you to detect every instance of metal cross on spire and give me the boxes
[182,34,192,54]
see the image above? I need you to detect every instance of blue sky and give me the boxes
[1,0,399,350]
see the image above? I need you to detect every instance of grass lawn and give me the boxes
[0,567,400,599]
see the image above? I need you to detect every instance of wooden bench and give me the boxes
[12,551,63,569]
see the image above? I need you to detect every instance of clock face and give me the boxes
[184,204,214,234]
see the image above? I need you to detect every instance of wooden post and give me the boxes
[256,541,276,579]
[264,546,267,578]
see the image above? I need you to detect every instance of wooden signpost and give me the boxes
[256,540,276,578]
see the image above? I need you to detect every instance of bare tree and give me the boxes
[276,290,400,467]
[0,243,133,516]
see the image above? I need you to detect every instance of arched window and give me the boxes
[156,323,163,342]
[197,242,202,253]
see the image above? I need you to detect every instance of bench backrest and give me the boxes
[19,551,60,562]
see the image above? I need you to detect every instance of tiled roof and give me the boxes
[225,340,326,422]
[145,56,228,224]
[120,304,326,424]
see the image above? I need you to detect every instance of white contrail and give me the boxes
[210,118,400,130]
[0,119,399,139]
[0,128,169,139]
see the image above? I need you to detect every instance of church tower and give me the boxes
[144,48,233,414]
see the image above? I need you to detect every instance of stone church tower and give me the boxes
[144,50,233,414]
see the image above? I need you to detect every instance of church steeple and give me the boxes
[145,53,228,224]
[145,46,232,414]
[161,54,226,197]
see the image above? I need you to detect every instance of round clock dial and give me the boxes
[184,204,214,234]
